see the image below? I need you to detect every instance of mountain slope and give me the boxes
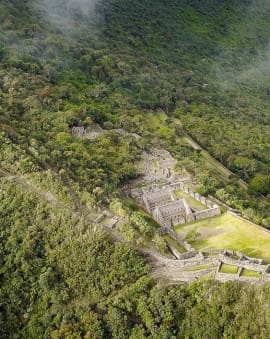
[1,0,270,337]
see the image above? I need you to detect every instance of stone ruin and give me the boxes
[215,250,270,283]
[72,125,141,141]
[127,147,267,284]
[138,148,182,183]
[130,146,221,230]
[138,181,221,228]
[72,126,103,140]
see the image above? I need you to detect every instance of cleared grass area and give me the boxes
[144,111,170,133]
[201,150,232,179]
[220,263,238,274]
[241,269,261,278]
[183,134,231,179]
[183,135,201,151]
[163,234,187,253]
[183,133,250,191]
[174,212,270,262]
[174,190,206,211]
[184,264,211,272]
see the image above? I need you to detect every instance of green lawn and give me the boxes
[220,264,238,274]
[163,234,187,253]
[241,269,262,278]
[174,190,206,211]
[174,213,270,262]
[201,150,232,179]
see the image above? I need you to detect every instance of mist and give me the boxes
[211,0,270,92]
[33,0,102,37]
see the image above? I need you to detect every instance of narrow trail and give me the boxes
[19,146,83,212]
[151,266,216,282]
[49,169,82,211]
[0,167,64,208]
[0,166,218,284]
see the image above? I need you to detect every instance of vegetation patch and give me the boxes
[220,264,238,274]
[241,269,262,278]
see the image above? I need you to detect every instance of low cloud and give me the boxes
[33,0,101,36]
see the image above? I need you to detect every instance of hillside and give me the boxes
[1,0,270,337]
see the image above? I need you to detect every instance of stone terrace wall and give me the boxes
[214,253,270,282]
[159,227,196,253]
[164,256,219,268]
[173,267,216,281]
[263,273,270,282]
[72,126,103,139]
[201,249,225,255]
[142,189,174,213]
[193,206,221,221]
[167,181,221,214]
[215,272,241,282]
[238,276,263,283]
[219,254,266,273]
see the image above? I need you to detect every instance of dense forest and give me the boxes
[1,0,270,337]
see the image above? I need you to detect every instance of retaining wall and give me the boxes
[165,256,219,268]
[193,207,221,221]
[168,181,219,211]
[167,243,182,260]
[160,227,196,252]
[239,276,263,283]
[219,255,266,273]
[215,272,240,282]
[201,249,225,255]
[178,267,216,280]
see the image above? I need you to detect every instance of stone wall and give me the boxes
[239,253,264,265]
[193,206,221,221]
[201,249,225,255]
[214,253,270,282]
[215,272,240,282]
[142,189,175,213]
[167,181,220,212]
[139,179,221,229]
[160,227,196,253]
[155,199,190,227]
[219,254,266,273]
[72,126,103,139]
[263,273,270,282]
[163,256,218,268]
[158,200,186,216]
[171,267,216,281]
[166,243,182,259]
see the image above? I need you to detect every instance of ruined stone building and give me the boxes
[142,188,175,213]
[153,199,194,227]
[141,182,221,228]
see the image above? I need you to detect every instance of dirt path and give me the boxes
[50,169,82,211]
[0,166,218,284]
[151,265,216,282]
[0,167,64,208]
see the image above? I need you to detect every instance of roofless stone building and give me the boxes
[141,182,221,228]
